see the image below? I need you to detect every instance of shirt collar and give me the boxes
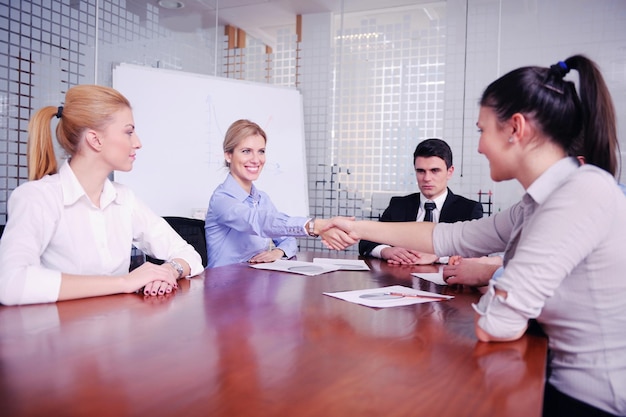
[423,188,448,209]
[525,157,578,205]
[224,173,260,203]
[59,160,120,208]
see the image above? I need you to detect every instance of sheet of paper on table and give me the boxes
[411,265,446,285]
[312,258,370,271]
[324,285,453,308]
[249,259,341,276]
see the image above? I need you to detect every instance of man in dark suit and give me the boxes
[359,138,483,264]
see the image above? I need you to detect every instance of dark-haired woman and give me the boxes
[326,55,625,416]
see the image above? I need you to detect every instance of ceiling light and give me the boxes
[157,0,185,9]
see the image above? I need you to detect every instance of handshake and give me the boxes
[312,216,438,256]
[312,217,501,288]
[314,217,359,250]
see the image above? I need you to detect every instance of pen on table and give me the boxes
[385,292,450,300]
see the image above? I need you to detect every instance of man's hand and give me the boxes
[381,247,439,265]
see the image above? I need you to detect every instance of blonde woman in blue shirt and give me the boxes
[205,119,347,268]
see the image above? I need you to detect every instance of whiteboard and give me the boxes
[112,63,310,218]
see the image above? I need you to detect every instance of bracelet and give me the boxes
[307,218,319,237]
[165,260,184,279]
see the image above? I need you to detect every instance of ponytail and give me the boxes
[564,55,619,177]
[480,54,620,177]
[26,85,131,181]
[27,106,59,180]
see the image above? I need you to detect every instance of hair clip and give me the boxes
[542,83,564,95]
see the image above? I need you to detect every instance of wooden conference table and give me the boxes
[0,252,547,417]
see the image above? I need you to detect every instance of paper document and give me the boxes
[411,265,446,285]
[249,259,341,276]
[324,285,453,308]
[313,258,370,271]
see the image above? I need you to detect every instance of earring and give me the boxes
[508,137,514,143]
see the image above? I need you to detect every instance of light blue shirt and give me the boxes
[205,173,309,268]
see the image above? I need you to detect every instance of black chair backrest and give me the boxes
[146,216,207,268]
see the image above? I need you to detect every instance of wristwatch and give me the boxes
[166,260,184,279]
[307,218,319,237]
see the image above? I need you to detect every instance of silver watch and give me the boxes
[166,260,184,278]
[307,218,319,237]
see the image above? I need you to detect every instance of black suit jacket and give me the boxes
[359,188,484,256]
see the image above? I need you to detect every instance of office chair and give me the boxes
[146,216,207,268]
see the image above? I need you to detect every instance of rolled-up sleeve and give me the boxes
[472,282,538,339]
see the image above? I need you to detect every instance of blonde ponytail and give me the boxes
[27,106,59,180]
[26,85,131,181]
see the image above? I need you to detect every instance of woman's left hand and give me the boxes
[143,280,175,297]
[248,248,285,263]
[443,256,501,287]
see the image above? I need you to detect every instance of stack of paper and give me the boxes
[249,259,340,276]
[324,285,453,308]
[249,258,370,276]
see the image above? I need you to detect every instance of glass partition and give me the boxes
[0,0,624,254]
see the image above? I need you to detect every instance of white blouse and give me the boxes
[0,161,203,306]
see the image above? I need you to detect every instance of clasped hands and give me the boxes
[128,261,181,297]
[315,216,359,250]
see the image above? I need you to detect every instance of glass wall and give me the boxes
[1,0,625,254]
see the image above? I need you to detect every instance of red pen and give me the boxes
[385,292,451,300]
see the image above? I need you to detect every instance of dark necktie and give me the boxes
[424,201,436,222]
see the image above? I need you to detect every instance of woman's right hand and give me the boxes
[126,262,179,296]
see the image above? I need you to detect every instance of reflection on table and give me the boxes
[0,252,546,417]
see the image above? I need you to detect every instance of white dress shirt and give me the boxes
[0,161,203,306]
[370,189,448,258]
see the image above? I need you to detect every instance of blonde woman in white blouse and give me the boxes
[0,85,203,306]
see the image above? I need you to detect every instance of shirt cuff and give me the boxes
[303,218,312,234]
[491,266,504,281]
[472,282,529,339]
[370,244,390,259]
